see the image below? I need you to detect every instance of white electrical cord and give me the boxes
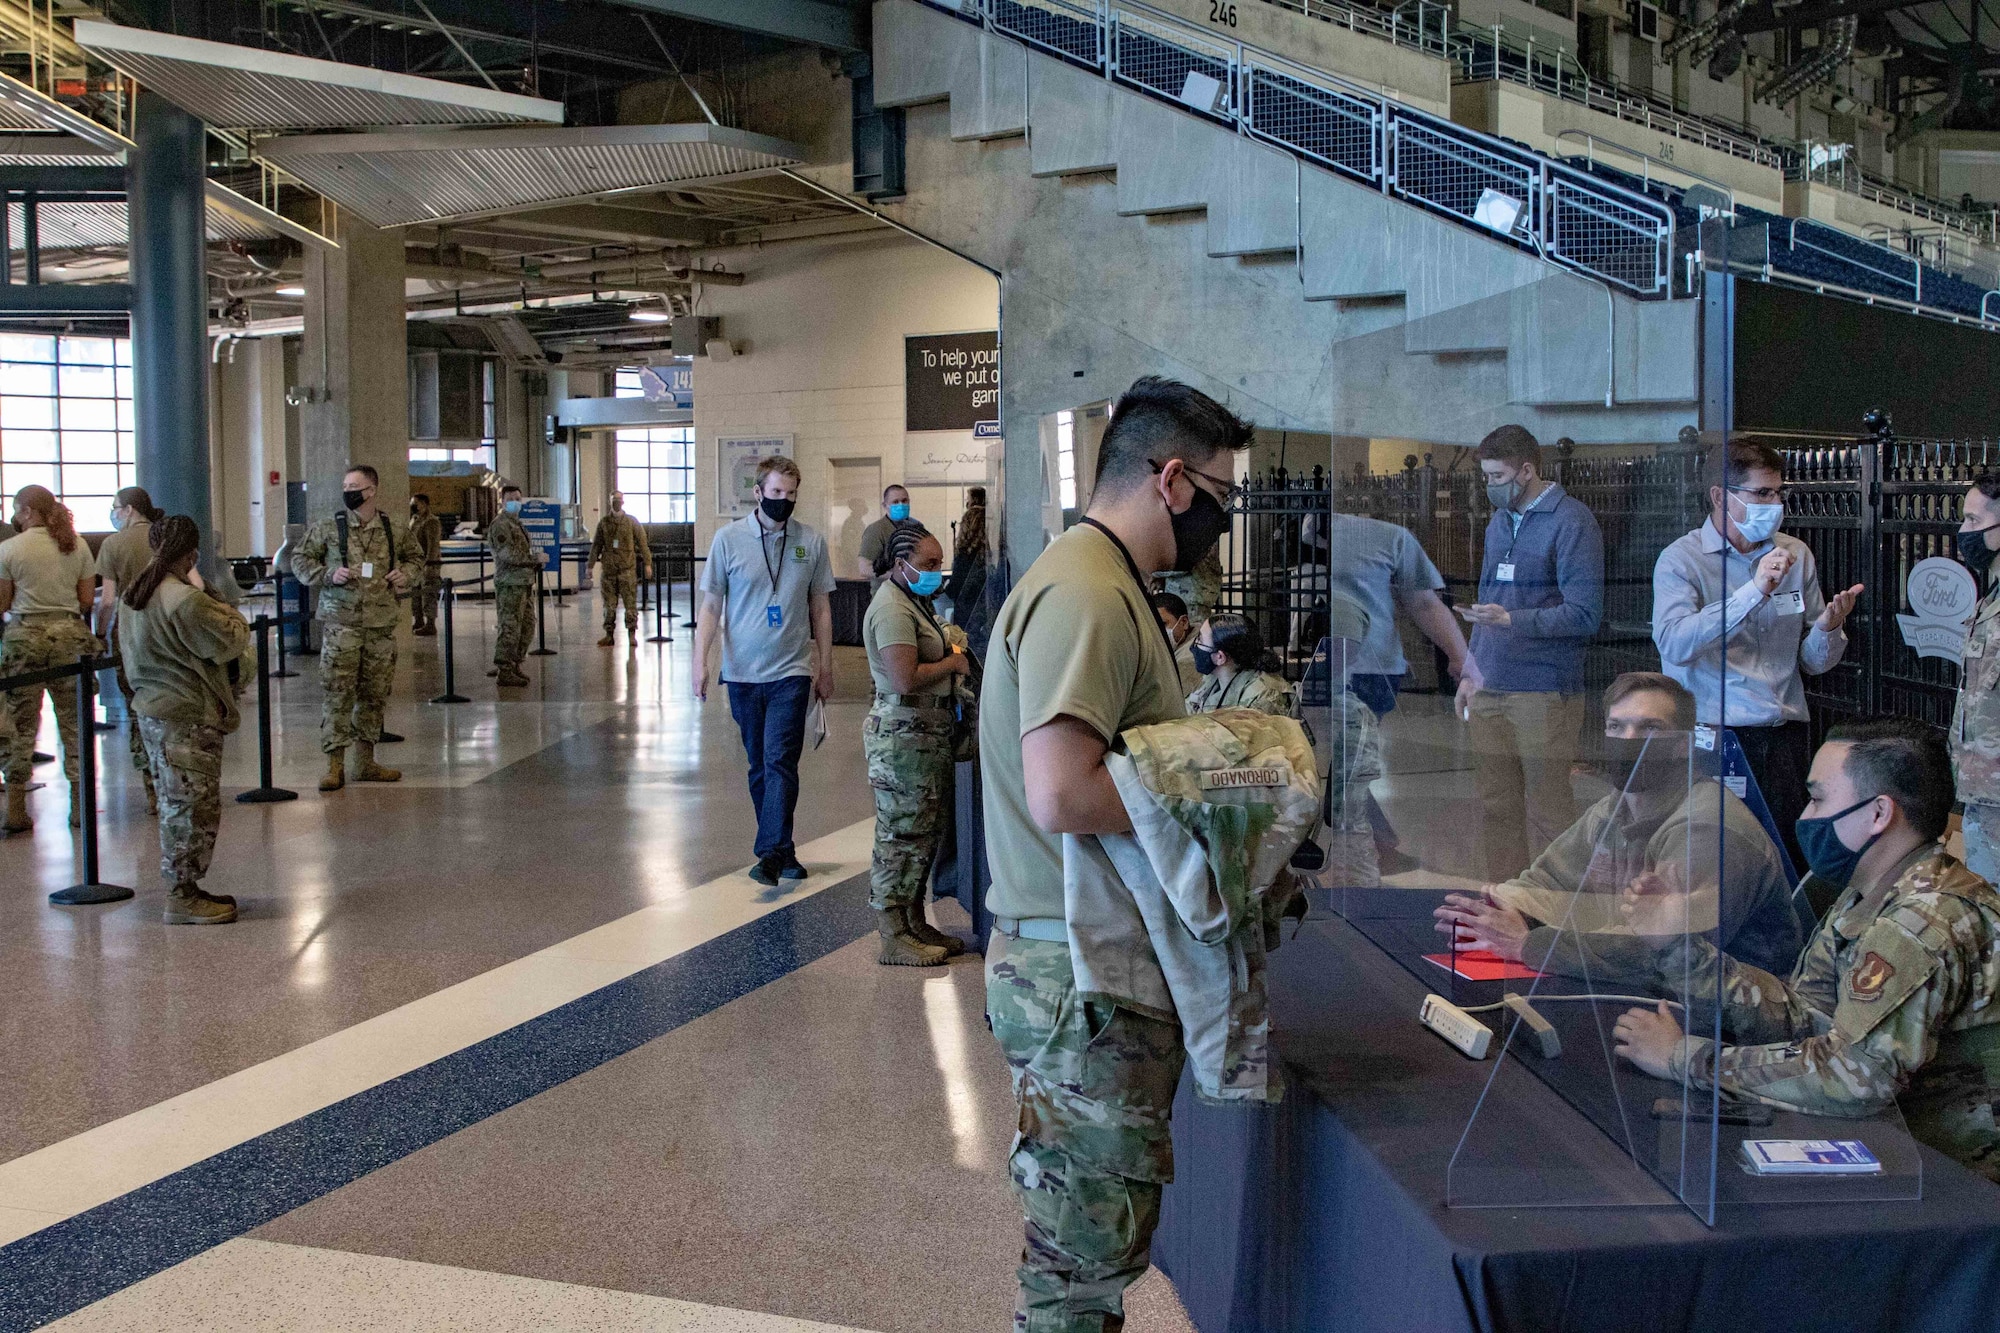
[1459,994,1688,1014]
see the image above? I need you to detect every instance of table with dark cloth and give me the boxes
[1154,904,2000,1333]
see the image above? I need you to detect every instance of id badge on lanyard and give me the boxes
[763,523,787,628]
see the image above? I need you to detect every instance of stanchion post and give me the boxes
[531,566,556,656]
[50,656,134,906]
[682,553,699,626]
[271,570,299,678]
[432,577,469,703]
[648,551,669,644]
[237,616,299,804]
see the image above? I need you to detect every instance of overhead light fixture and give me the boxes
[629,309,672,323]
[275,284,306,297]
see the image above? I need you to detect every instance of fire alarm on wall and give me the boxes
[269,470,281,486]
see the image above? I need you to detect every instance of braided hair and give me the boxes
[122,515,201,612]
[872,519,935,578]
[13,485,78,554]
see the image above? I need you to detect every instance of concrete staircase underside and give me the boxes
[871,0,1698,444]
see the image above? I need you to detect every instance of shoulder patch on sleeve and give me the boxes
[1850,951,1895,1000]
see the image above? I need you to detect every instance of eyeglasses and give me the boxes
[1727,484,1784,504]
[1150,458,1243,504]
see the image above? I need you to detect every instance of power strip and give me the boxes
[1420,993,1491,1060]
[1502,993,1562,1059]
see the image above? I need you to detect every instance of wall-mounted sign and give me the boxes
[905,331,999,432]
[637,364,694,407]
[1897,556,1979,661]
[518,498,561,574]
[718,434,794,517]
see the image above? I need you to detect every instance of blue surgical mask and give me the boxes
[901,561,944,597]
[887,502,910,522]
[110,508,126,532]
[1796,796,1884,889]
[503,500,523,515]
[1734,501,1783,545]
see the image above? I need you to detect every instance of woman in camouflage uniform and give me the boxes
[0,485,98,833]
[1954,474,2000,882]
[863,522,971,966]
[119,516,251,924]
[1185,612,1295,716]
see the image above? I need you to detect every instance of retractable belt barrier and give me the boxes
[0,650,135,907]
[531,567,556,657]
[237,615,298,806]
[432,577,469,704]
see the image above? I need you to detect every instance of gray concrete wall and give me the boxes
[870,0,1701,571]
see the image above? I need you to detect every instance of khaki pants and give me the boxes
[1467,688,1584,882]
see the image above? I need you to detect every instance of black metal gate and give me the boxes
[1215,421,1990,739]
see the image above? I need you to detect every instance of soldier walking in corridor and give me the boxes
[589,489,652,647]
[488,483,541,687]
[408,492,444,636]
[291,465,418,792]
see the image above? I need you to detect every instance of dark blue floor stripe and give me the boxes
[0,875,876,1332]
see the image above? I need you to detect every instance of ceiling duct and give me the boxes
[256,123,806,228]
[74,19,563,130]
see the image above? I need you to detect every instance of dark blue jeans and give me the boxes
[726,675,813,861]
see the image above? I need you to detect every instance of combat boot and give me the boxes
[904,898,966,957]
[319,748,347,792]
[597,629,616,647]
[163,884,236,925]
[3,783,29,832]
[876,907,948,967]
[351,740,401,782]
[497,667,531,687]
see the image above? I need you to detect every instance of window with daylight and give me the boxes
[0,334,134,521]
[613,368,694,523]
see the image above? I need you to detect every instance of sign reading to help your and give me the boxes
[1897,556,1980,661]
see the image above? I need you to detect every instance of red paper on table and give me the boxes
[1422,950,1545,982]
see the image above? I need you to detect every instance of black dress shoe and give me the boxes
[748,857,781,887]
[777,854,808,881]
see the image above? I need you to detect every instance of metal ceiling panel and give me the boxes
[8,197,273,251]
[257,124,808,227]
[74,20,564,129]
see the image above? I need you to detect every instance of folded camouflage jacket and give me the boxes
[1063,709,1321,1106]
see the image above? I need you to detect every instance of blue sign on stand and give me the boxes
[518,500,561,573]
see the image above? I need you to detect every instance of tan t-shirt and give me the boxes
[96,519,153,593]
[864,579,950,698]
[980,523,1187,921]
[0,527,94,617]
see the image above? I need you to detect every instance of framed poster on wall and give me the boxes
[905,330,999,484]
[717,434,794,516]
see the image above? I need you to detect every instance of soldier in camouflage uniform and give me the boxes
[117,516,250,924]
[487,484,540,687]
[1612,718,2000,1181]
[0,484,99,833]
[1951,476,2000,881]
[588,490,652,647]
[1159,546,1221,628]
[1184,613,1294,716]
[291,466,419,792]
[408,493,444,636]
[862,523,970,965]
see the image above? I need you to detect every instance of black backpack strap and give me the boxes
[380,513,396,571]
[336,511,349,569]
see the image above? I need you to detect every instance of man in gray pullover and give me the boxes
[1455,425,1605,881]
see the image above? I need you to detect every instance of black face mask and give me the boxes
[1959,526,1999,581]
[760,496,796,524]
[342,489,366,511]
[1151,462,1232,573]
[1601,735,1679,793]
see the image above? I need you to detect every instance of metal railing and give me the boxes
[948,0,1676,295]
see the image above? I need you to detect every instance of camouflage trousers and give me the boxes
[318,621,396,754]
[2,615,99,785]
[494,576,536,667]
[1965,804,2000,885]
[600,568,642,630]
[987,936,1187,1333]
[413,565,443,629]
[138,716,224,885]
[114,660,155,801]
[864,701,953,910]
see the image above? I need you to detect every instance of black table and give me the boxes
[1153,906,2000,1333]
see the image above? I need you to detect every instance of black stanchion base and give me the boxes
[93,720,117,733]
[377,731,404,744]
[530,647,557,656]
[431,691,470,704]
[647,634,669,643]
[236,787,299,804]
[50,882,135,906]
[32,751,53,763]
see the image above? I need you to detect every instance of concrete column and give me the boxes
[129,91,212,541]
[300,210,408,521]
[246,338,287,555]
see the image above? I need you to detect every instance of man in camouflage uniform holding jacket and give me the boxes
[588,490,652,647]
[1612,718,2000,1181]
[291,465,419,792]
[487,484,540,687]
